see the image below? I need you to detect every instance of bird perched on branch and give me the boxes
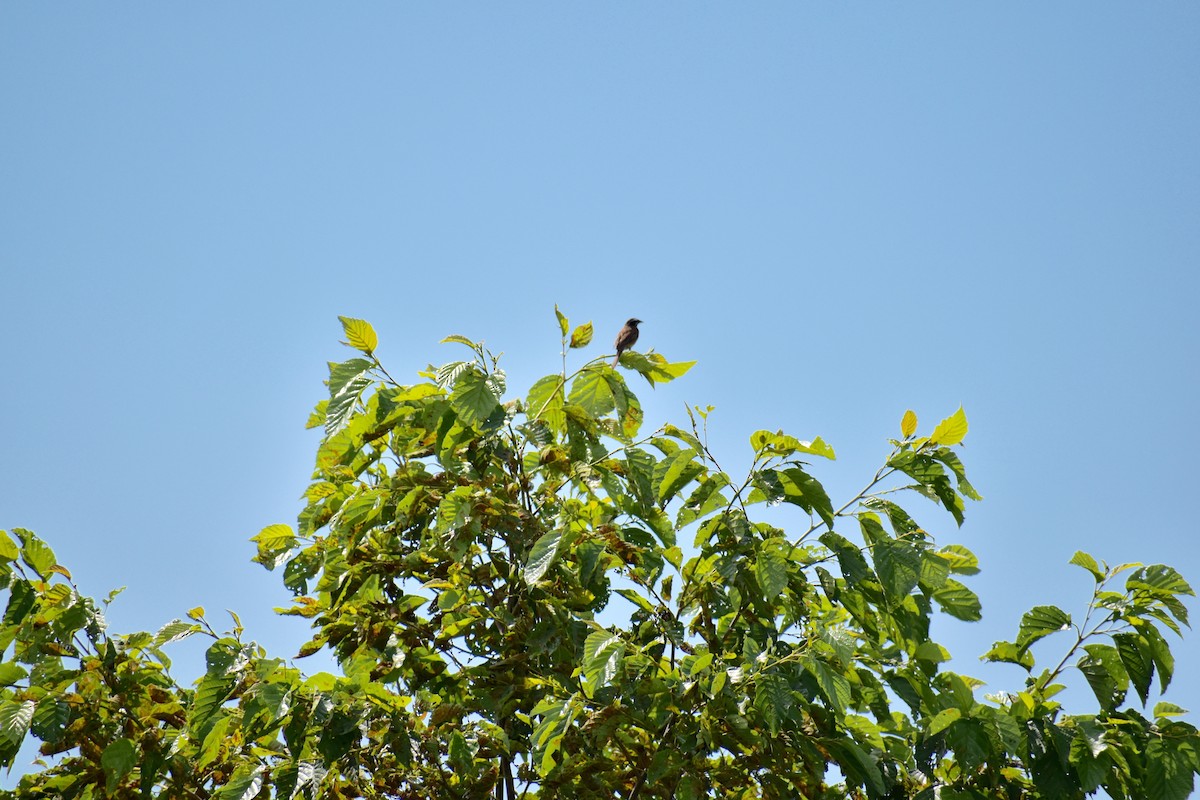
[612,318,642,366]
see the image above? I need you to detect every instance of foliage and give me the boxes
[2,311,1196,799]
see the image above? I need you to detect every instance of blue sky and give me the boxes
[3,2,1198,781]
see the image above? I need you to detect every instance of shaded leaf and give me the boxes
[1017,605,1071,650]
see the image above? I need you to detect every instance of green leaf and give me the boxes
[750,430,837,461]
[1145,737,1195,800]
[582,630,625,692]
[928,707,962,735]
[872,539,921,603]
[0,531,17,562]
[568,368,616,417]
[757,541,789,601]
[0,699,33,745]
[933,579,982,622]
[30,698,69,742]
[0,663,27,687]
[1017,605,1072,650]
[154,620,201,648]
[449,368,501,428]
[655,450,704,504]
[338,316,378,355]
[828,740,886,797]
[525,531,564,585]
[101,738,137,794]
[1079,643,1129,711]
[776,467,835,528]
[938,544,980,575]
[1127,564,1194,597]
[1154,702,1188,719]
[1070,550,1105,582]
[528,375,566,432]
[1113,632,1154,705]
[213,763,265,800]
[569,322,593,348]
[326,359,373,435]
[808,659,851,714]
[19,533,56,579]
[754,672,791,736]
[929,406,968,446]
[901,409,918,438]
[982,641,1034,670]
[555,305,569,336]
[944,719,992,772]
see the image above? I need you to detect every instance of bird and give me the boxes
[612,318,642,366]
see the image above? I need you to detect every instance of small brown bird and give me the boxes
[612,318,642,366]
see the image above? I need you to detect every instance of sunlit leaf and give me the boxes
[930,406,968,446]
[901,409,918,438]
[338,316,378,355]
[928,707,961,735]
[525,531,564,585]
[554,305,569,336]
[583,631,625,691]
[1070,551,1105,582]
[449,368,501,428]
[569,322,593,348]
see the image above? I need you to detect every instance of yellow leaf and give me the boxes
[49,565,73,581]
[929,407,968,446]
[338,316,378,355]
[901,409,918,438]
[187,606,205,621]
[569,322,594,349]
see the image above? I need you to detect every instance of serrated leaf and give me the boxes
[929,406,968,446]
[873,539,921,602]
[754,672,791,737]
[555,305,569,336]
[527,375,566,432]
[338,316,378,355]
[1145,737,1194,800]
[251,524,296,552]
[569,322,593,348]
[1017,605,1072,650]
[1070,551,1105,582]
[934,578,982,621]
[583,631,625,691]
[901,409,918,438]
[808,659,851,714]
[30,698,69,742]
[20,535,56,579]
[525,531,564,585]
[757,541,789,601]
[1113,632,1154,705]
[154,620,201,648]
[449,368,501,428]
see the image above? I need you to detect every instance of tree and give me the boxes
[2,311,1196,799]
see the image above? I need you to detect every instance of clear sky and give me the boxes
[2,3,1198,782]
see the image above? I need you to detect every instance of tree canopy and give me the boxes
[2,312,1196,799]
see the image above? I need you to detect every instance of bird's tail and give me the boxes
[612,354,620,367]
